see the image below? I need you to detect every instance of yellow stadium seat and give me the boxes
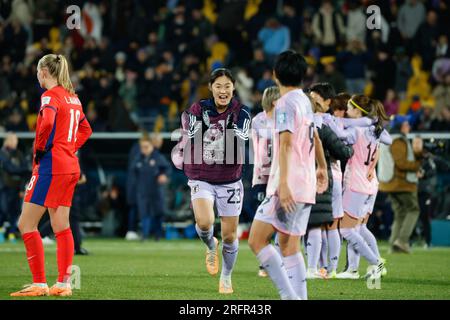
[203,0,217,24]
[244,0,262,21]
[27,114,38,131]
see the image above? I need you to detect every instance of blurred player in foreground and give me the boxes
[248,50,328,300]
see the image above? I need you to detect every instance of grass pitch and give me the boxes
[1,239,449,300]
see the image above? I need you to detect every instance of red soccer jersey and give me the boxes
[33,86,92,175]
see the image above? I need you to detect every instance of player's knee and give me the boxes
[51,221,70,233]
[196,220,212,231]
[17,218,35,235]
[222,231,236,244]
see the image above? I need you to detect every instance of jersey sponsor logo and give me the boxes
[41,96,51,106]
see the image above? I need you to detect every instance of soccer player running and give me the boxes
[251,86,280,277]
[10,54,92,297]
[339,94,391,280]
[172,68,251,294]
[248,50,328,300]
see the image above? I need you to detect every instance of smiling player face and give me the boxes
[210,75,234,108]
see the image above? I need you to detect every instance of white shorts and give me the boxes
[188,179,243,217]
[332,178,344,219]
[342,187,376,219]
[254,195,312,236]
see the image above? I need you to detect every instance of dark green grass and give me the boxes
[1,239,449,300]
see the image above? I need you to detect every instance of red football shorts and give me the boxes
[24,173,80,209]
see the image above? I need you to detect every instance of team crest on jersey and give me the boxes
[149,159,155,166]
[41,96,51,106]
[192,185,199,194]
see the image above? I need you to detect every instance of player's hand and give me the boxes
[367,169,375,182]
[158,174,168,185]
[78,174,87,185]
[34,144,53,165]
[413,137,423,154]
[279,182,296,213]
[316,167,328,194]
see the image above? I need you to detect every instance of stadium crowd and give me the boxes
[1,0,450,132]
[1,0,450,242]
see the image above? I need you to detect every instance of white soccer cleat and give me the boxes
[335,270,360,279]
[258,269,268,278]
[206,237,219,276]
[364,261,385,281]
[125,231,140,241]
[219,276,233,294]
[42,236,55,245]
[306,268,327,279]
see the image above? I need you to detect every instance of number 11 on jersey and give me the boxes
[68,108,80,142]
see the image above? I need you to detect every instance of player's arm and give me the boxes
[157,154,171,185]
[367,146,380,181]
[379,129,392,145]
[341,116,373,128]
[35,106,57,164]
[314,128,328,194]
[279,130,296,213]
[230,107,251,141]
[321,125,354,162]
[75,116,92,151]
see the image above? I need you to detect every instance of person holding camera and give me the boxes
[379,120,423,253]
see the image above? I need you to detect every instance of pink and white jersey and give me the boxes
[344,126,380,195]
[252,111,274,186]
[331,160,342,182]
[266,89,316,204]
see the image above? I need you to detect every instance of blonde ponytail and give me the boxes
[38,54,75,95]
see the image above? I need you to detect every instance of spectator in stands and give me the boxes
[414,10,440,71]
[337,39,369,94]
[384,89,400,116]
[397,0,426,54]
[432,72,450,120]
[379,120,423,253]
[130,133,171,240]
[345,0,366,44]
[256,69,276,94]
[312,0,345,56]
[257,17,291,64]
[394,47,413,100]
[318,56,346,93]
[430,105,450,131]
[0,132,28,242]
[278,3,303,46]
[371,45,396,101]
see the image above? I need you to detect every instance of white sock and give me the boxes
[256,244,298,300]
[347,241,360,271]
[221,239,238,277]
[33,283,48,287]
[273,232,282,256]
[56,282,70,288]
[195,224,215,250]
[319,230,328,269]
[327,229,341,272]
[283,253,308,300]
[341,228,379,266]
[360,224,381,258]
[306,228,322,271]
